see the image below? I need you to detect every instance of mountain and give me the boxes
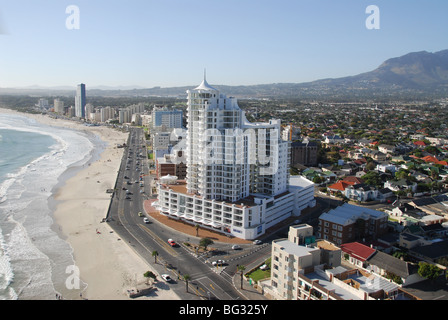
[1,50,447,101]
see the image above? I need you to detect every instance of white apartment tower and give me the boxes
[185,76,289,202]
[155,76,316,240]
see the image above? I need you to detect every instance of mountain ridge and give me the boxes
[1,50,447,100]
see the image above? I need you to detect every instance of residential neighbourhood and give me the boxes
[238,102,448,300]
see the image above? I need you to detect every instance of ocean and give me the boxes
[0,112,104,300]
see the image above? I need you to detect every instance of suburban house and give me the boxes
[341,242,376,268]
[345,184,378,202]
[384,179,418,193]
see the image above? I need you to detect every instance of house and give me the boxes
[365,251,423,287]
[324,135,344,145]
[409,239,448,263]
[376,162,397,174]
[377,188,394,202]
[345,184,378,202]
[327,181,354,195]
[384,179,418,193]
[341,242,376,268]
[413,140,426,148]
[378,144,396,155]
[408,194,448,217]
[399,232,426,250]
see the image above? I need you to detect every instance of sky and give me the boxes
[0,0,447,88]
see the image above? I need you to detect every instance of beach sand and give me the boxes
[0,108,180,300]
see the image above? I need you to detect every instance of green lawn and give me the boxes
[246,269,270,282]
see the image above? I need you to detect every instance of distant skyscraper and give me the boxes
[54,98,65,114]
[75,83,86,118]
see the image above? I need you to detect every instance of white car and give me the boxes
[232,245,241,250]
[143,217,149,224]
[212,260,226,266]
[253,240,262,245]
[161,274,172,282]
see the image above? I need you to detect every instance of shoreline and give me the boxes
[0,108,179,300]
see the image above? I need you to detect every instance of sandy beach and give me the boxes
[0,108,180,300]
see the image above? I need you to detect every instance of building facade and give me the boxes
[290,141,318,167]
[152,106,183,129]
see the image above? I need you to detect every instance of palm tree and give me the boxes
[152,250,159,264]
[183,274,191,293]
[237,265,246,289]
[195,224,200,237]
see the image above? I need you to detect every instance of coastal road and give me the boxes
[106,127,255,300]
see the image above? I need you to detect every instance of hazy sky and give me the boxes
[0,0,447,88]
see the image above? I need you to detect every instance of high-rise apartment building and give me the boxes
[152,106,183,129]
[154,76,315,240]
[54,98,64,114]
[75,83,86,118]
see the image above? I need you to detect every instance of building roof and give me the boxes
[410,239,448,260]
[328,181,353,192]
[194,74,218,92]
[341,242,376,262]
[366,251,413,278]
[319,203,387,226]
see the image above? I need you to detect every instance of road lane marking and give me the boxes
[138,224,178,257]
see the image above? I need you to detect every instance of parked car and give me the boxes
[232,245,241,250]
[253,240,262,245]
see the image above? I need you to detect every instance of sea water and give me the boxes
[0,113,102,300]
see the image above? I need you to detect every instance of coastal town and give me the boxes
[2,80,448,302]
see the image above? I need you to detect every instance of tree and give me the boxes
[418,262,442,281]
[152,250,159,264]
[183,274,191,293]
[143,271,157,284]
[199,238,214,251]
[195,224,200,237]
[362,171,382,187]
[237,265,246,289]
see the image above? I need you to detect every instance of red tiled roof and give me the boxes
[328,181,353,191]
[341,242,376,262]
[342,176,364,184]
[413,140,426,146]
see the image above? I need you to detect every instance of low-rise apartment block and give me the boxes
[317,203,388,245]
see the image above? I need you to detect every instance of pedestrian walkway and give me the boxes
[232,270,269,300]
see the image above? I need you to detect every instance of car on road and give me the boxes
[232,245,241,250]
[138,212,143,217]
[161,274,173,282]
[167,239,176,247]
[212,260,226,266]
[143,217,149,224]
[253,240,262,245]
